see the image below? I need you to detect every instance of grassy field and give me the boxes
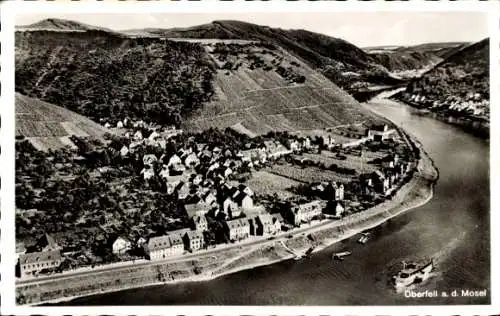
[15,93,111,150]
[267,163,351,184]
[297,150,384,174]
[245,170,303,199]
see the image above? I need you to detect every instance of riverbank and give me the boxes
[391,94,489,139]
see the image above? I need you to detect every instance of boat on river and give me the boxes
[358,233,371,244]
[332,251,352,261]
[391,259,434,288]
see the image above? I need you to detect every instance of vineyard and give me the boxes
[182,41,381,135]
[15,93,111,150]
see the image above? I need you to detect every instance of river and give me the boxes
[67,96,490,305]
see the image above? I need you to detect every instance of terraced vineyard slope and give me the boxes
[15,93,111,150]
[182,41,382,135]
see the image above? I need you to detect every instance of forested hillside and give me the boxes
[16,30,215,127]
[404,38,489,101]
[124,20,404,92]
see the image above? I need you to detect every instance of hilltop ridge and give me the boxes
[122,20,404,91]
[17,18,115,33]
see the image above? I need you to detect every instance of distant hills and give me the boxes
[404,38,489,101]
[122,20,405,91]
[365,42,468,73]
[15,93,111,150]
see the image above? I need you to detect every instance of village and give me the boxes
[399,91,490,121]
[16,117,417,280]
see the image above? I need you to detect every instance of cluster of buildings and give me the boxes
[17,118,413,279]
[239,138,311,167]
[404,93,489,119]
[305,123,397,150]
[361,154,412,196]
[17,234,62,278]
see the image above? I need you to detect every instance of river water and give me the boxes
[68,97,490,305]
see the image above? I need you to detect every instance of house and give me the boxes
[372,170,390,194]
[184,230,204,251]
[328,201,345,217]
[288,139,301,152]
[157,139,167,149]
[264,140,292,159]
[193,215,208,231]
[368,124,396,141]
[148,131,160,141]
[208,162,220,172]
[184,153,200,168]
[184,202,212,218]
[326,182,344,201]
[202,191,217,206]
[19,250,62,278]
[238,184,254,197]
[233,191,253,210]
[192,174,203,185]
[140,167,155,180]
[256,214,281,236]
[321,134,335,148]
[167,154,182,167]
[134,130,143,141]
[143,154,158,166]
[302,137,312,149]
[120,145,129,157]
[179,147,193,158]
[159,165,170,179]
[198,149,213,160]
[170,163,186,175]
[241,148,267,164]
[225,218,250,241]
[144,235,183,260]
[178,182,191,200]
[166,176,183,195]
[291,201,323,226]
[222,197,239,218]
[112,237,132,255]
[136,237,147,248]
[168,232,186,254]
[222,167,233,178]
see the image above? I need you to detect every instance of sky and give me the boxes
[16,12,489,48]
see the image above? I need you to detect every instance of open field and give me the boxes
[15,93,111,150]
[267,163,352,184]
[297,150,384,174]
[245,170,303,199]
